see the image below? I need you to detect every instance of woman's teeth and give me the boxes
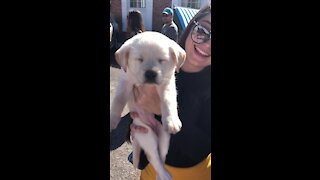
[195,46,209,56]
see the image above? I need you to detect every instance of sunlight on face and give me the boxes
[182,14,211,73]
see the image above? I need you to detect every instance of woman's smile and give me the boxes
[194,45,210,58]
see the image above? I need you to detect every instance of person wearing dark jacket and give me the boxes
[161,7,179,42]
[110,16,122,68]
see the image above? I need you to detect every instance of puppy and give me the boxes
[110,31,186,180]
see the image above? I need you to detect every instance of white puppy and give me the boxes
[110,31,186,180]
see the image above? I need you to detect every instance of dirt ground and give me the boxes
[110,67,141,180]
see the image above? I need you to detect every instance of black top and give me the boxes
[138,65,211,168]
[166,65,211,167]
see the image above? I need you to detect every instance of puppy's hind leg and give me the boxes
[157,125,170,164]
[132,137,141,169]
[134,120,172,180]
[156,127,171,180]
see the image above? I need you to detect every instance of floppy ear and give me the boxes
[169,43,186,73]
[115,40,132,72]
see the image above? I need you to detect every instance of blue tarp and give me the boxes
[174,6,199,29]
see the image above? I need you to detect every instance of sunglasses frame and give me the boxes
[191,21,211,44]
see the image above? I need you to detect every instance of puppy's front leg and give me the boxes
[157,78,182,134]
[110,73,132,131]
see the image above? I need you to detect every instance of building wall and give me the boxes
[110,0,122,33]
[152,0,172,32]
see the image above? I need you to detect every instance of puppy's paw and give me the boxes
[163,116,182,134]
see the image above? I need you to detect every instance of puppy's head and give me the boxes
[115,31,186,85]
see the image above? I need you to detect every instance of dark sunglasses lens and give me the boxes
[193,25,210,43]
[196,26,205,34]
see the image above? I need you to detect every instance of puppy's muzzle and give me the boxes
[144,70,158,84]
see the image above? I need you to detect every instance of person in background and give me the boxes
[110,0,123,68]
[161,7,179,42]
[110,15,122,68]
[126,10,145,40]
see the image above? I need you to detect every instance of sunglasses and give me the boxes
[191,21,211,44]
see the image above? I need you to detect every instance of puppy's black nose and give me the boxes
[144,70,157,83]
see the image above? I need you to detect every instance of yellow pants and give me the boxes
[140,153,211,180]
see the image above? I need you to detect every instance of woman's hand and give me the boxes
[133,85,161,115]
[129,112,162,137]
[130,112,148,135]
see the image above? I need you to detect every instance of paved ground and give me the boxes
[110,66,141,180]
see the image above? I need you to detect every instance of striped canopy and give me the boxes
[174,6,200,29]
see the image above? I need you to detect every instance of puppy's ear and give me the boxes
[115,40,132,72]
[169,43,186,73]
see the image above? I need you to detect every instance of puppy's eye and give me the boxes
[158,59,165,64]
[138,58,143,62]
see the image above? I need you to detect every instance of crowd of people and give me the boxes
[110,2,212,179]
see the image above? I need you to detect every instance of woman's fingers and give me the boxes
[133,85,143,104]
[130,112,148,134]
[132,85,161,115]
[130,123,148,134]
[130,112,139,119]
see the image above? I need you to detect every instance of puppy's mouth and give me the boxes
[143,70,159,84]
[144,79,159,85]
[144,82,158,85]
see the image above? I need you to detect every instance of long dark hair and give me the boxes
[127,10,145,38]
[178,4,213,49]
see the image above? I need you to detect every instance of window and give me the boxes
[181,0,200,9]
[130,0,146,8]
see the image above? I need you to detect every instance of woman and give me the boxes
[126,10,145,40]
[130,4,212,179]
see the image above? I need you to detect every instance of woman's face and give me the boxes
[182,14,211,72]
